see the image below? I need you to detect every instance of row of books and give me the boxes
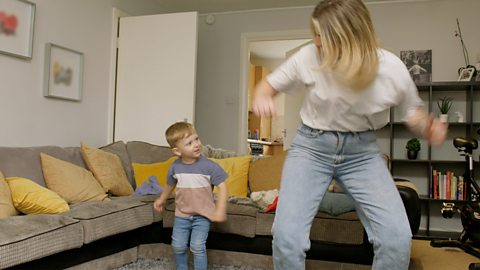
[430,169,466,200]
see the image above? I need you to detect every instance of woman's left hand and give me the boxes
[425,115,448,146]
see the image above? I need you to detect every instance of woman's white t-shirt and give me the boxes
[266,43,423,132]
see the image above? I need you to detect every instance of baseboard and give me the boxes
[66,247,138,270]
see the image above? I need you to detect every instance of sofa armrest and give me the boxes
[395,179,421,235]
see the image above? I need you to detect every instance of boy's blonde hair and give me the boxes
[165,122,196,148]
[311,0,379,90]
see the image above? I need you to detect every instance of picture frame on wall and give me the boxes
[43,43,84,101]
[0,0,36,59]
[400,49,432,84]
[457,67,475,82]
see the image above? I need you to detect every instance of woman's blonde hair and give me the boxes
[165,122,196,148]
[311,0,379,90]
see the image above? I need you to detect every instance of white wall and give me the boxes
[0,0,166,147]
[0,0,111,147]
[195,0,480,151]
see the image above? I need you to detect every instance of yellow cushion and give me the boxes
[6,177,69,214]
[0,171,19,217]
[210,155,252,197]
[40,153,109,204]
[80,143,134,196]
[132,157,177,188]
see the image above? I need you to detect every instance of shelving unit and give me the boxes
[381,81,480,239]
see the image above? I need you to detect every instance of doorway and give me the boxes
[238,30,312,154]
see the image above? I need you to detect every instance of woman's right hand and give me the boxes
[253,79,277,117]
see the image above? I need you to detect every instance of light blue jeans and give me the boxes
[171,215,210,270]
[272,124,412,270]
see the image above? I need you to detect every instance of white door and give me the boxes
[283,41,311,149]
[115,12,198,146]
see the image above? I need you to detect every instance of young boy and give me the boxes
[153,122,228,270]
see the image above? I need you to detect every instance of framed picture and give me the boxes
[458,67,475,82]
[43,43,84,101]
[0,0,35,59]
[400,49,432,84]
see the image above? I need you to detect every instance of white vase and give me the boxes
[439,114,448,123]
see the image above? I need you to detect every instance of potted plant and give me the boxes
[406,138,421,160]
[437,96,453,123]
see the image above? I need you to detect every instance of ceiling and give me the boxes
[151,0,421,14]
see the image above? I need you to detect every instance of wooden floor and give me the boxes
[410,239,480,270]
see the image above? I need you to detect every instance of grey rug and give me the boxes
[115,257,267,270]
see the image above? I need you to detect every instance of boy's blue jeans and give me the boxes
[272,124,412,270]
[171,215,210,270]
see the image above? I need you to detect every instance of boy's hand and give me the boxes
[211,210,227,223]
[153,198,165,213]
[211,182,228,223]
[153,184,175,213]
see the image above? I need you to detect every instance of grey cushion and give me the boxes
[64,197,154,244]
[116,195,163,222]
[163,199,259,238]
[64,146,88,168]
[0,215,83,269]
[256,211,364,244]
[0,146,77,187]
[126,141,173,164]
[318,191,356,216]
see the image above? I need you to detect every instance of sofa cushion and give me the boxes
[0,214,83,269]
[119,194,163,222]
[6,177,69,214]
[64,197,154,244]
[81,143,134,196]
[132,156,177,189]
[201,144,237,159]
[0,146,74,187]
[318,191,356,216]
[0,171,19,217]
[211,155,252,197]
[63,146,88,168]
[100,141,135,188]
[163,198,258,238]
[126,141,174,164]
[255,211,364,245]
[40,153,109,203]
[248,151,287,192]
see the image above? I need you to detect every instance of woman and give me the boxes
[253,0,447,269]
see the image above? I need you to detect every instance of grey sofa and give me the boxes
[0,142,168,269]
[0,141,420,269]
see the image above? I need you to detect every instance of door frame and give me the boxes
[238,30,311,154]
[107,8,130,144]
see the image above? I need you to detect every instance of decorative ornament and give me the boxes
[455,18,477,77]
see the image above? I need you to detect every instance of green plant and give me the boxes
[437,96,453,114]
[406,138,421,152]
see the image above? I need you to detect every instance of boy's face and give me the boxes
[172,132,202,163]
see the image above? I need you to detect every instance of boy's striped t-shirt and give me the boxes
[167,155,227,220]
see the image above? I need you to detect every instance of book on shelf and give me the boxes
[431,169,465,200]
[458,175,464,200]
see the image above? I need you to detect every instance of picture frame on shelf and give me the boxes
[458,67,475,81]
[0,0,35,59]
[43,43,84,101]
